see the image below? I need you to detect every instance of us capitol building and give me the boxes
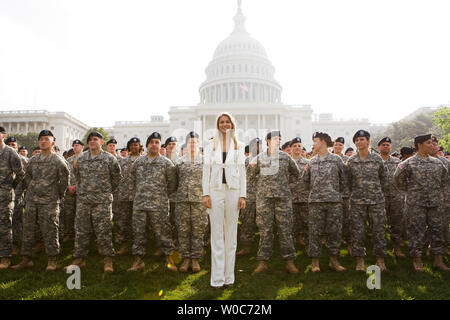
[109,2,383,150]
[0,2,386,151]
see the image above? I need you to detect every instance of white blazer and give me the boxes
[202,138,246,199]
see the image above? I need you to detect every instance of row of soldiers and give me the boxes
[0,125,448,274]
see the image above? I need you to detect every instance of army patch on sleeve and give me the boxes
[397,163,403,169]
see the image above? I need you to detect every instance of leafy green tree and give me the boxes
[432,106,450,152]
[82,127,110,150]
[13,132,40,151]
[371,112,438,152]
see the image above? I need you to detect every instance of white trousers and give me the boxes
[208,184,240,287]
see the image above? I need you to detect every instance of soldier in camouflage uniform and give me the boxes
[377,137,406,258]
[236,137,262,257]
[0,127,25,269]
[333,137,352,253]
[174,132,208,273]
[106,139,121,244]
[347,130,388,271]
[165,136,179,253]
[303,132,347,272]
[251,131,300,274]
[127,132,178,272]
[116,137,141,255]
[430,136,450,256]
[5,137,29,255]
[63,131,122,273]
[289,137,310,248]
[63,139,84,243]
[394,134,449,271]
[11,130,69,271]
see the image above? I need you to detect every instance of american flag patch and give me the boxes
[398,163,403,169]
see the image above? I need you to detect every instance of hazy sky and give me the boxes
[1,0,449,128]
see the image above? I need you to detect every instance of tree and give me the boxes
[432,106,450,152]
[371,111,438,152]
[82,127,110,150]
[14,132,40,151]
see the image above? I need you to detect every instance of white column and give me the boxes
[257,114,260,134]
[262,114,266,131]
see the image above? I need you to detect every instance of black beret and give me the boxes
[414,134,432,145]
[87,131,103,141]
[18,146,27,151]
[106,139,117,145]
[0,126,6,134]
[345,147,354,154]
[185,131,199,142]
[5,136,17,144]
[72,139,84,146]
[400,147,415,156]
[377,137,392,146]
[353,130,370,143]
[38,130,55,141]
[391,151,400,157]
[146,132,161,146]
[54,146,60,152]
[290,137,302,147]
[33,146,40,151]
[302,147,306,151]
[164,136,177,145]
[266,131,281,141]
[121,148,127,152]
[312,132,331,141]
[126,137,141,150]
[161,144,166,148]
[244,145,250,153]
[335,137,345,144]
[281,142,291,150]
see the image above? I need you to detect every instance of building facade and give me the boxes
[0,110,89,150]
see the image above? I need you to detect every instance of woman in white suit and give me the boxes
[202,112,246,288]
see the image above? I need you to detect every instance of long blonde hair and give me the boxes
[213,112,238,151]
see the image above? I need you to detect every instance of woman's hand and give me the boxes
[203,195,212,209]
[238,197,246,210]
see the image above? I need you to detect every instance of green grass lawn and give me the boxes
[0,235,449,300]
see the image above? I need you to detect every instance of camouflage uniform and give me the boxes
[0,145,25,258]
[166,152,179,244]
[12,154,28,247]
[253,151,300,260]
[436,156,450,247]
[21,153,69,257]
[347,152,388,257]
[339,155,351,244]
[238,156,258,247]
[303,153,346,257]
[174,153,208,259]
[131,154,176,257]
[289,156,310,244]
[62,154,79,240]
[382,155,405,247]
[394,154,448,257]
[73,150,121,258]
[116,155,139,246]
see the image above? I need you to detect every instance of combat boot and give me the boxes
[46,256,57,271]
[11,257,34,270]
[165,255,178,272]
[63,258,86,272]
[127,256,145,272]
[286,259,299,274]
[393,245,406,258]
[311,258,320,273]
[355,257,365,272]
[117,244,129,255]
[376,257,387,271]
[253,261,268,274]
[236,246,250,257]
[179,259,190,272]
[329,256,346,272]
[413,257,424,272]
[347,245,353,256]
[433,255,450,271]
[0,258,11,269]
[191,259,201,273]
[103,257,114,273]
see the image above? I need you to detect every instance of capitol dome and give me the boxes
[199,1,282,105]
